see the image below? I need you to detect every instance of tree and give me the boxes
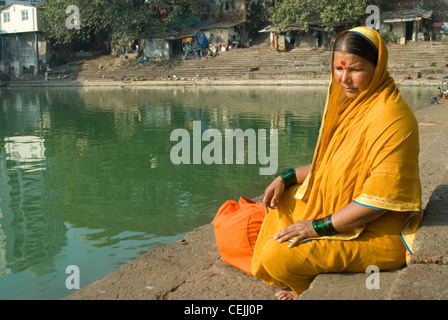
[40,0,208,51]
[41,0,111,46]
[270,0,384,33]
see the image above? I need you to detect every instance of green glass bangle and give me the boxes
[278,168,297,188]
[312,215,338,236]
[324,216,337,234]
[312,219,324,236]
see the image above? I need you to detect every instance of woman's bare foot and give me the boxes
[276,288,299,300]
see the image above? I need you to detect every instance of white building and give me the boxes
[0,0,42,8]
[1,3,41,33]
[0,1,48,77]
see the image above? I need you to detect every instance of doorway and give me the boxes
[405,21,414,40]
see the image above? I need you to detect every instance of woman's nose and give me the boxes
[341,70,351,84]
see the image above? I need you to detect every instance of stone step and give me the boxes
[75,40,448,83]
[299,270,400,300]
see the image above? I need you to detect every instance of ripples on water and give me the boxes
[0,85,436,299]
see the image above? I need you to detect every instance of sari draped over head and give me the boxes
[252,26,422,279]
[293,26,422,260]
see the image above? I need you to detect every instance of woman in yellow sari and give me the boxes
[251,26,422,300]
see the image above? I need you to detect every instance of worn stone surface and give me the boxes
[165,259,278,300]
[410,184,448,265]
[408,104,448,266]
[299,271,400,300]
[414,104,448,207]
[388,264,448,300]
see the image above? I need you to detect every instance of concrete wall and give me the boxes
[203,24,245,46]
[295,32,318,48]
[208,0,246,21]
[222,0,246,19]
[0,32,49,77]
[391,22,406,38]
[203,28,229,45]
[142,38,170,61]
[434,28,448,41]
[271,30,332,50]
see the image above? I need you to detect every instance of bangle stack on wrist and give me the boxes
[312,215,338,236]
[278,168,297,188]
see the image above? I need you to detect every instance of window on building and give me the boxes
[21,10,28,21]
[3,12,10,23]
[224,1,235,11]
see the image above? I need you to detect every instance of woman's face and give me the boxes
[333,51,376,99]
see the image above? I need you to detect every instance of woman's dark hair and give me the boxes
[334,31,378,66]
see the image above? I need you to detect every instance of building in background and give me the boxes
[0,0,49,78]
[142,0,248,61]
[381,9,433,43]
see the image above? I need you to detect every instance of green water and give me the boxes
[0,85,436,300]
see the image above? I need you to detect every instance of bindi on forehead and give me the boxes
[334,51,353,67]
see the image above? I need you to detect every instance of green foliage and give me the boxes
[380,30,397,43]
[41,0,389,49]
[41,0,109,45]
[41,0,207,48]
[270,0,384,33]
[422,1,447,11]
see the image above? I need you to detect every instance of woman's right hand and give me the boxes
[262,176,285,214]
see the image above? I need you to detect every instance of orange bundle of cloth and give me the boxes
[213,197,265,275]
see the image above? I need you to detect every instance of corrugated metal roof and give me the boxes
[382,9,432,23]
[259,24,328,33]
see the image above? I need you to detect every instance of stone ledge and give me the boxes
[387,264,448,300]
[411,184,448,265]
[164,258,278,300]
[299,271,400,300]
[64,223,221,300]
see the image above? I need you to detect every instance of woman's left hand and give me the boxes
[274,220,319,248]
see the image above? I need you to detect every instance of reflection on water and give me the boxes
[4,136,46,172]
[0,84,436,299]
[1,135,54,278]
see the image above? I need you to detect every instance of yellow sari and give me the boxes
[251,27,422,295]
